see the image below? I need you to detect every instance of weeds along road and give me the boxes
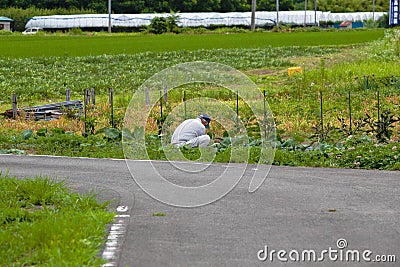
[1,154,399,267]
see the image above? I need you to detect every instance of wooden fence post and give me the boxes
[109,88,114,128]
[83,90,87,135]
[236,91,239,129]
[160,90,163,119]
[377,89,380,122]
[66,88,70,101]
[348,90,352,134]
[319,90,324,140]
[183,90,187,120]
[263,90,267,139]
[91,88,96,105]
[145,87,150,107]
[163,85,168,103]
[85,89,91,105]
[12,93,17,119]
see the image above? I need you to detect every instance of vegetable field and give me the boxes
[1,28,399,170]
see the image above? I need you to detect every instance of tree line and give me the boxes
[1,0,387,14]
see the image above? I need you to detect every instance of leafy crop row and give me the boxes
[0,46,340,102]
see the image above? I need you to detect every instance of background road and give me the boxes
[1,154,399,267]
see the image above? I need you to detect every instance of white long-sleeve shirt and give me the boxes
[171,118,206,145]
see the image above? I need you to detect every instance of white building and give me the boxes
[0,17,13,31]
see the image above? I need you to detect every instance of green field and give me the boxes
[1,28,399,170]
[0,30,384,58]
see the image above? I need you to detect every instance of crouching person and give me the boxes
[171,114,211,148]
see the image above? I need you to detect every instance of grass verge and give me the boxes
[0,174,115,266]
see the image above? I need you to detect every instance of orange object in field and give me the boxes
[288,67,303,76]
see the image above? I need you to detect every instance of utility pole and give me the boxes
[372,0,376,27]
[314,0,317,26]
[276,0,279,28]
[108,0,112,33]
[304,0,308,27]
[251,0,256,31]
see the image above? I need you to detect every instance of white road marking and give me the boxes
[102,205,130,267]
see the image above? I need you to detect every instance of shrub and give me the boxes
[148,15,180,34]
[68,28,84,35]
[0,29,14,35]
[149,17,168,34]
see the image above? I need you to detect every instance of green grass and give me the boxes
[0,30,384,58]
[0,128,124,159]
[152,212,166,216]
[0,174,115,266]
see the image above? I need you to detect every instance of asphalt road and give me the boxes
[1,154,399,267]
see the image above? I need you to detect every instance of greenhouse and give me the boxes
[25,11,386,29]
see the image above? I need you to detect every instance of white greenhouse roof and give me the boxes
[0,16,13,22]
[25,11,387,29]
